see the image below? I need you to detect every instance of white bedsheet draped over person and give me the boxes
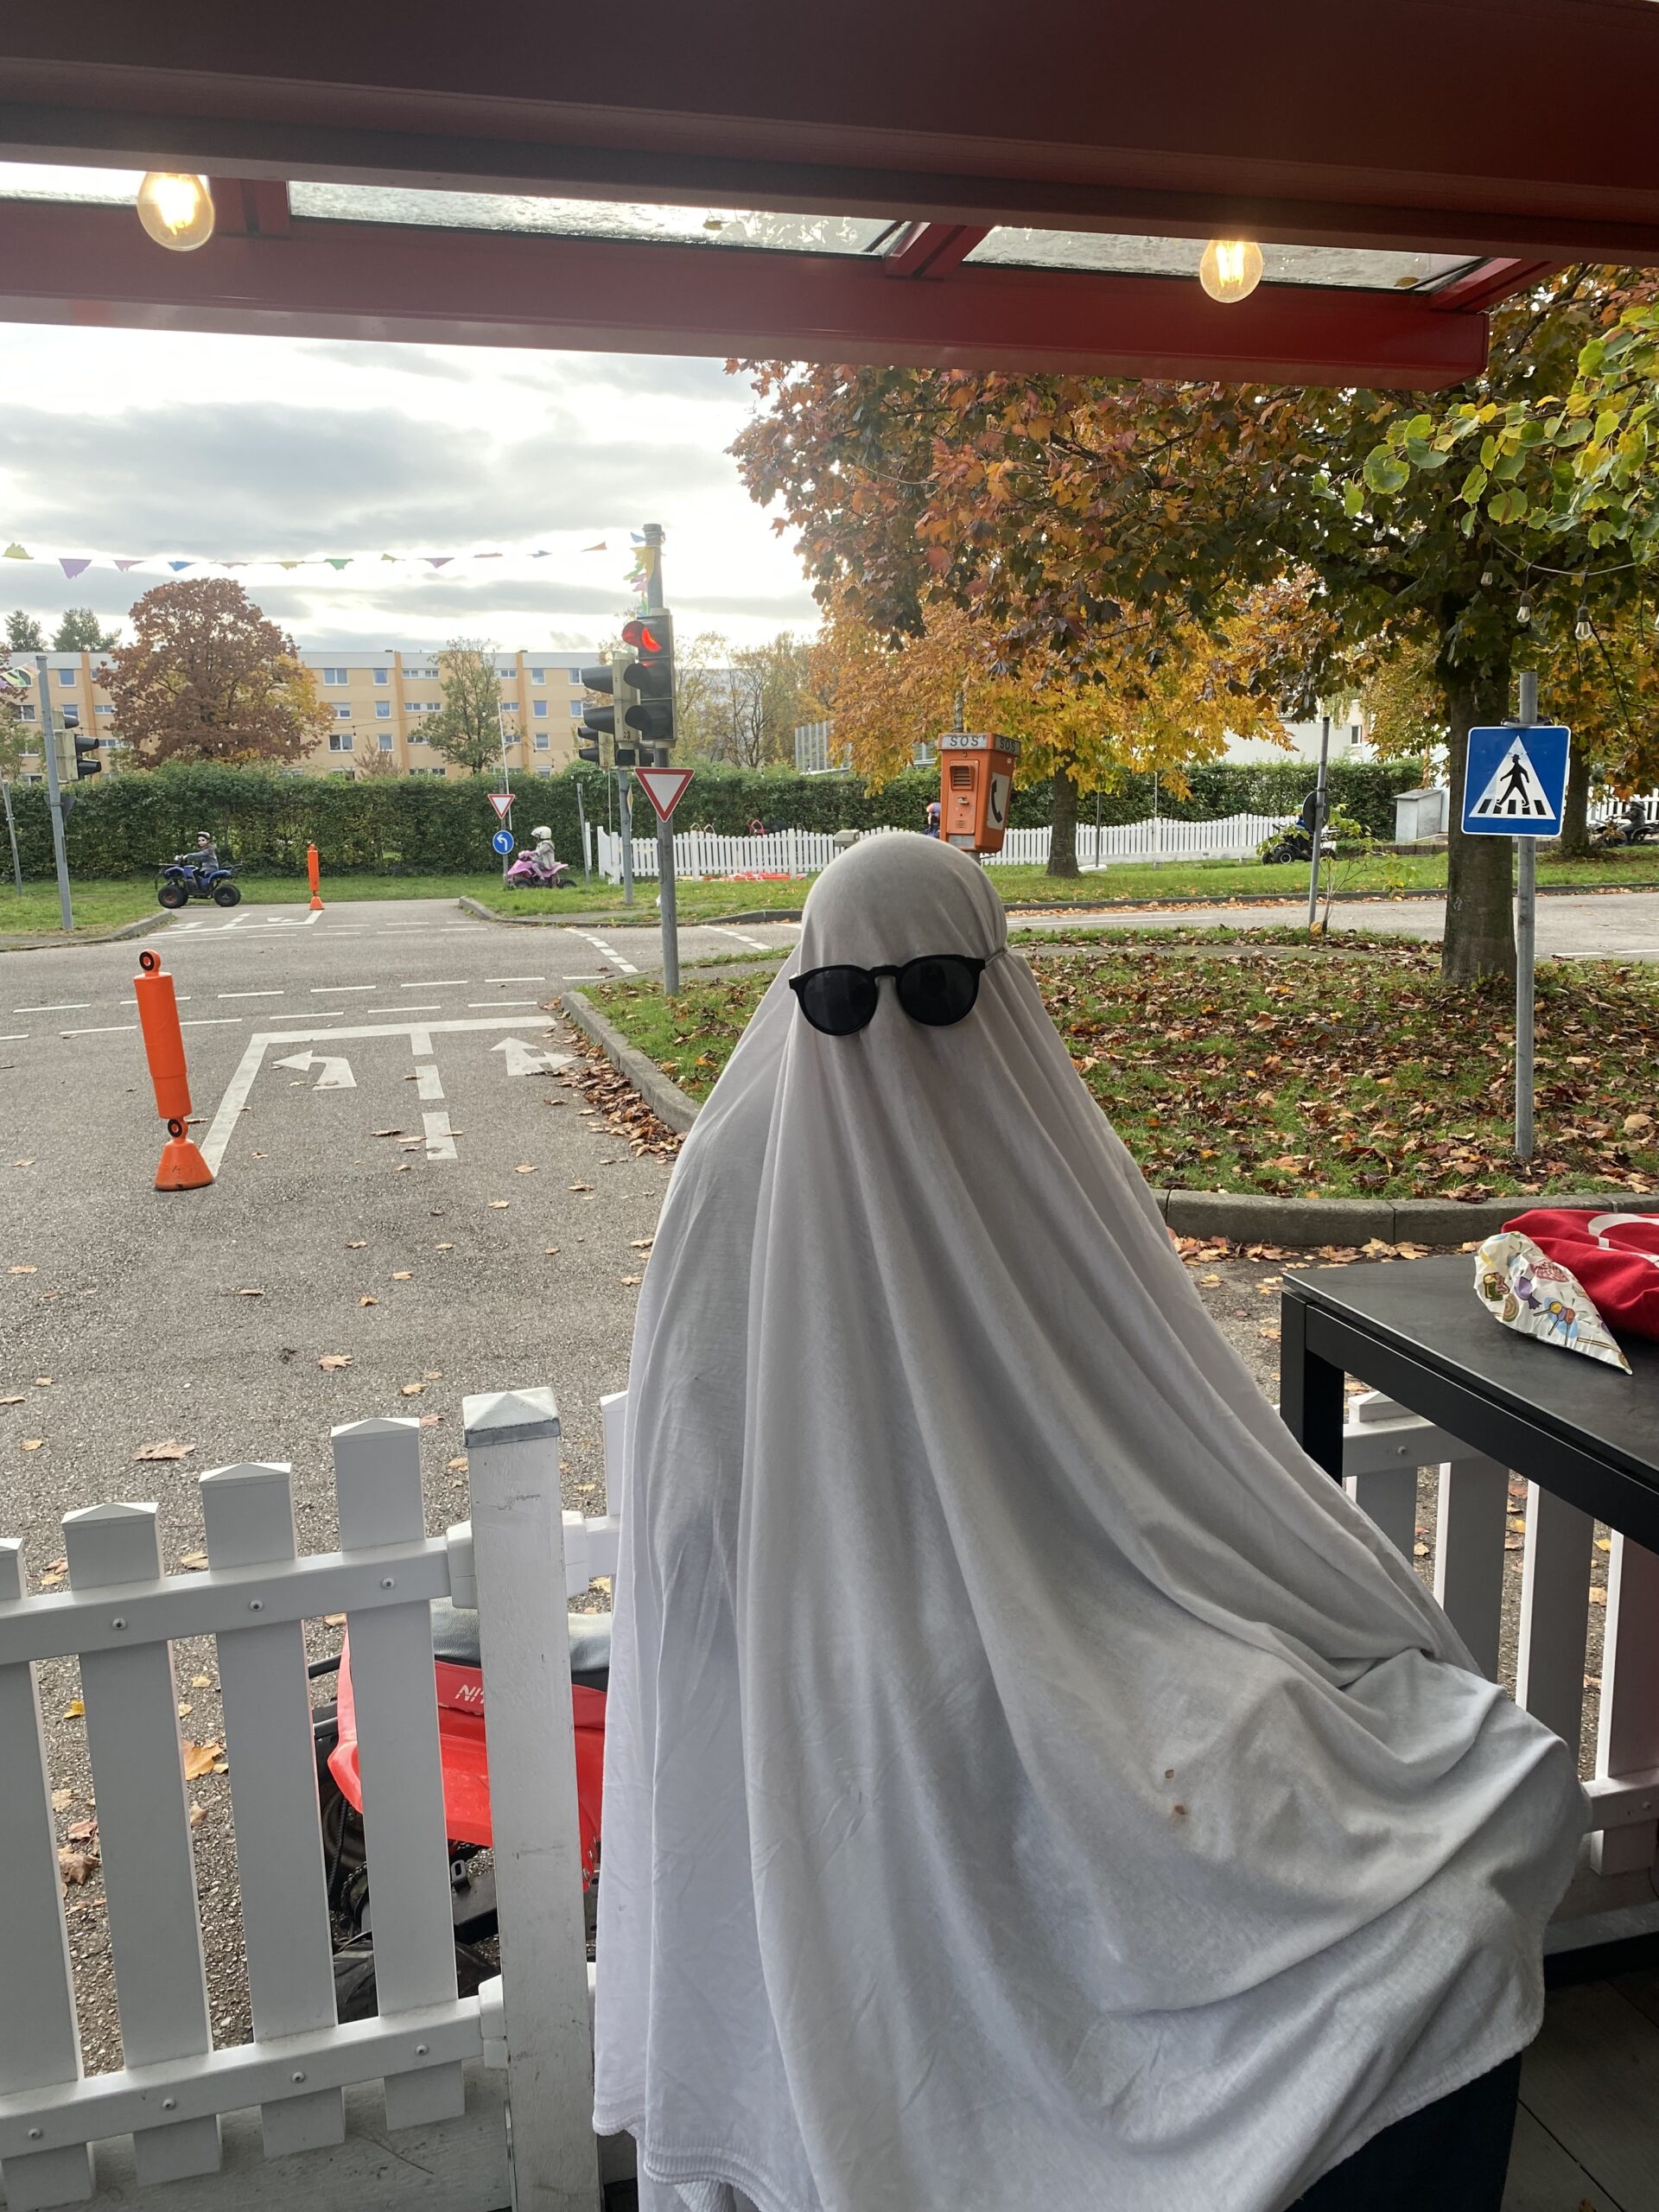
[594,834,1585,2212]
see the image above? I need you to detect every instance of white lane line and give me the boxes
[414,1064,444,1101]
[0,1031,29,1040]
[423,1110,458,1161]
[486,975,544,983]
[569,931,638,975]
[315,984,377,993]
[271,1009,345,1020]
[218,989,285,1000]
[181,1017,244,1027]
[200,1034,269,1174]
[706,927,772,951]
[14,1002,89,1013]
[468,999,537,1007]
[404,978,468,988]
[366,1003,439,1014]
[60,1024,137,1036]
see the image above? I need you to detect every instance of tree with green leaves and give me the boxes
[5,611,45,652]
[428,639,508,777]
[732,269,1656,980]
[52,607,120,652]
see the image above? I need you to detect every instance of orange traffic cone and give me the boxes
[134,949,215,1191]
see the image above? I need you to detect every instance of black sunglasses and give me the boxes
[790,950,1000,1036]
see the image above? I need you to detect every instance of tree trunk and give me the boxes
[1441,665,1516,984]
[1560,742,1592,860]
[1048,766,1079,877]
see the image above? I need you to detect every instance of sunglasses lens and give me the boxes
[794,966,880,1035]
[895,956,982,1027]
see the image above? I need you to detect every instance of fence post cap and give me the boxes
[462,1386,562,1449]
[329,1414,422,1445]
[62,1500,156,1527]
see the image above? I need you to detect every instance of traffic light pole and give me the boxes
[1305,713,1331,931]
[643,522,680,994]
[35,653,73,931]
[1515,670,1539,1164]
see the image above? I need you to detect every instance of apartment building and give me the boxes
[4,647,597,782]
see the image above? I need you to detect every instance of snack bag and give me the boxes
[1501,1208,1659,1343]
[1474,1230,1632,1373]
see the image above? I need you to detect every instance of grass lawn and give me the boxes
[4,843,1657,944]
[585,945,1659,1200]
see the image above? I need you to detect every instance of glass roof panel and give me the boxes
[965,229,1480,292]
[289,183,897,255]
[0,162,144,202]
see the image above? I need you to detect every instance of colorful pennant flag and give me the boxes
[59,557,92,578]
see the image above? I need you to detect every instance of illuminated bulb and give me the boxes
[1480,569,1494,587]
[136,172,215,251]
[1575,607,1593,641]
[1516,593,1533,627]
[1198,238,1264,304]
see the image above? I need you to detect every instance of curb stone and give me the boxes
[460,894,803,929]
[561,991,1659,1244]
[559,989,702,1135]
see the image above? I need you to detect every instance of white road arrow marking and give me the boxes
[274,1049,357,1090]
[491,1037,572,1077]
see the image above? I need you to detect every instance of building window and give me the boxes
[17,703,35,721]
[532,699,548,717]
[321,666,349,685]
[373,667,389,684]
[533,731,550,751]
[535,765,553,777]
[94,703,113,715]
[374,700,391,718]
[410,731,429,744]
[59,668,77,686]
[334,705,353,720]
[378,730,394,752]
[327,731,353,752]
[530,666,545,683]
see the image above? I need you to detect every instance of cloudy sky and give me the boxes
[0,318,818,656]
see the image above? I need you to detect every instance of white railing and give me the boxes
[592,814,1297,885]
[1338,1389,1659,1940]
[0,1389,619,2212]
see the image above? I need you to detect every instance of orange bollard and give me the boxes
[307,842,323,911]
[134,948,214,1190]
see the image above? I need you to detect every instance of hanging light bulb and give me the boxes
[1574,607,1593,642]
[1198,238,1263,304]
[1479,568,1494,587]
[1516,592,1533,627]
[136,173,215,251]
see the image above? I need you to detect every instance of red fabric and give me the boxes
[1503,1209,1659,1342]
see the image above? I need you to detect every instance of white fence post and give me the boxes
[200,1461,345,2155]
[1516,1483,1594,1748]
[462,1389,603,2212]
[1590,1536,1659,1877]
[0,1540,94,2212]
[61,1502,223,2187]
[1432,1454,1510,1680]
[331,1418,464,2132]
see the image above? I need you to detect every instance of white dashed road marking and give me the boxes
[706,927,772,951]
[218,989,286,1000]
[15,1002,89,1013]
[469,999,537,1007]
[486,976,544,983]
[414,1065,444,1101]
[60,1025,136,1037]
[423,1110,458,1161]
[569,931,638,975]
[406,979,467,988]
[317,985,377,993]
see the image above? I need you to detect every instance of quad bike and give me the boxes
[311,1600,611,2019]
[157,855,242,907]
[1592,802,1658,849]
[504,847,574,891]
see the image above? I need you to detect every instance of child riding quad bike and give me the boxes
[157,831,241,907]
[503,825,572,891]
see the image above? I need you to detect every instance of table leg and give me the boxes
[1279,1290,1345,1479]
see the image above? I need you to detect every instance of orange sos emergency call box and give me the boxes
[939,732,1020,855]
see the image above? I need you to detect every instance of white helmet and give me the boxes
[531,824,552,841]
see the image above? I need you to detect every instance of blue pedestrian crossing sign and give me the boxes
[1462,723,1570,837]
[491,829,515,856]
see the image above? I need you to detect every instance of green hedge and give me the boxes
[1,757,1425,879]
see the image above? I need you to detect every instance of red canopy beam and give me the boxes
[0,200,1489,388]
[4,3,1659,264]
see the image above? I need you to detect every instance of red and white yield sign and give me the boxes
[635,765,694,823]
[487,790,514,821]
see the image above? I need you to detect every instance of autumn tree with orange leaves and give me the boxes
[100,579,329,767]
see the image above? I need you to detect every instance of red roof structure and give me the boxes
[2,3,1656,385]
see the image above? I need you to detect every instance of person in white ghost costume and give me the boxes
[594,833,1584,2212]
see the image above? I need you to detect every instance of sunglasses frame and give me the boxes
[789,950,997,1036]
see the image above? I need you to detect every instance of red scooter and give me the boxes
[312,1600,610,2015]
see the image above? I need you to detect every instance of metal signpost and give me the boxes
[1306,713,1332,930]
[34,654,73,931]
[1460,673,1569,1162]
[636,765,695,993]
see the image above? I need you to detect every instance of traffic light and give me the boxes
[575,726,601,766]
[621,612,675,755]
[73,733,102,779]
[577,658,618,755]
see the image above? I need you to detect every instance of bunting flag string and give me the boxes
[0,534,639,581]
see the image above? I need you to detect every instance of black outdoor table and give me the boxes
[1280,1253,1659,1554]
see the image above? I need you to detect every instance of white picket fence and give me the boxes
[0,1388,623,2212]
[3,1380,1655,2212]
[591,812,1295,885]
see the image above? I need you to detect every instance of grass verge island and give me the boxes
[584,944,1659,1202]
